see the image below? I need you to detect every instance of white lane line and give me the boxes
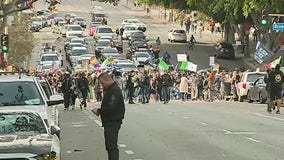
[88,115,93,118]
[94,120,102,127]
[90,117,96,120]
[246,137,261,143]
[200,122,209,126]
[125,150,134,154]
[229,132,257,135]
[222,129,232,134]
[72,124,87,128]
[183,116,189,119]
[118,144,127,148]
[71,121,85,124]
[134,159,143,160]
[253,113,284,122]
[168,112,173,115]
[66,151,72,154]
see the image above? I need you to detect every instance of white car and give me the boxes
[236,71,267,102]
[122,25,137,40]
[70,46,88,65]
[116,62,136,73]
[121,19,147,32]
[94,25,115,39]
[133,51,152,64]
[66,30,85,38]
[95,39,112,51]
[0,109,60,159]
[38,53,61,67]
[168,29,187,42]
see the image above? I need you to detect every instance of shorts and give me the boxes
[270,88,282,100]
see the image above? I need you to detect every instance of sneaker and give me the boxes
[267,108,272,114]
[276,110,280,114]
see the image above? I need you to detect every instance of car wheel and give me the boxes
[247,92,253,103]
[259,93,266,104]
[170,39,173,43]
[168,38,170,41]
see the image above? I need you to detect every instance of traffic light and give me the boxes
[1,34,9,52]
[261,9,268,25]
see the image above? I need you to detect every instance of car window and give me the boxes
[98,28,113,33]
[68,26,82,31]
[97,41,111,46]
[0,82,45,106]
[39,81,53,99]
[0,112,47,135]
[247,74,266,82]
[72,49,87,56]
[94,13,105,17]
[41,55,58,61]
[174,30,185,33]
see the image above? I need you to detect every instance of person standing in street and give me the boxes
[264,68,275,113]
[61,72,72,111]
[267,64,284,114]
[78,72,89,109]
[126,71,135,104]
[161,71,171,104]
[92,73,125,160]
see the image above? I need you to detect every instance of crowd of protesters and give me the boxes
[34,65,251,110]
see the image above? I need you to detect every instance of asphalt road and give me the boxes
[59,100,284,160]
[32,0,252,71]
[30,1,284,160]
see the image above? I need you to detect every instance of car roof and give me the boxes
[41,53,58,56]
[97,25,112,29]
[0,74,35,81]
[97,39,111,42]
[72,46,87,50]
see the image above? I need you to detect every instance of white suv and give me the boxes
[236,71,266,102]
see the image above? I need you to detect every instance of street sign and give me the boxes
[273,23,284,31]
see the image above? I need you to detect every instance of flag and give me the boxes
[159,59,169,70]
[49,61,59,73]
[188,63,198,72]
[89,56,97,65]
[100,57,110,69]
[180,61,189,70]
[264,56,281,69]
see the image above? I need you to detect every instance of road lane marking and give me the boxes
[72,124,87,128]
[228,132,257,135]
[183,116,189,119]
[94,120,102,127]
[118,144,127,148]
[71,121,85,124]
[199,122,208,126]
[253,113,284,122]
[66,151,72,154]
[245,137,261,143]
[222,129,232,134]
[125,150,134,154]
[134,159,143,160]
[168,112,173,115]
[90,117,96,120]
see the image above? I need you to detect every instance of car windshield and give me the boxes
[68,26,82,31]
[125,26,136,31]
[0,112,47,135]
[75,18,84,21]
[118,64,136,69]
[32,18,43,22]
[247,73,266,82]
[71,40,85,44]
[0,82,45,106]
[104,48,118,53]
[41,55,58,61]
[98,28,113,33]
[97,41,111,46]
[136,53,149,58]
[72,49,87,56]
[174,30,185,33]
[69,33,83,38]
[94,14,105,17]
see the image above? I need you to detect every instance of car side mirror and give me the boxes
[50,125,60,139]
[47,95,64,106]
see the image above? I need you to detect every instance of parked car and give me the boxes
[91,12,107,23]
[168,29,187,42]
[70,47,88,65]
[247,77,267,103]
[236,71,267,102]
[38,53,61,67]
[215,42,235,59]
[94,25,115,40]
[0,109,61,159]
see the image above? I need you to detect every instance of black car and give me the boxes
[215,42,235,59]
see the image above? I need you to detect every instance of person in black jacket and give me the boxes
[61,72,72,111]
[267,64,284,114]
[93,72,125,160]
[161,71,171,104]
[77,72,89,109]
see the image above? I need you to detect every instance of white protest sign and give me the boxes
[177,54,187,62]
[209,56,215,66]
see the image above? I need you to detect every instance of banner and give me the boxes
[254,43,274,64]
